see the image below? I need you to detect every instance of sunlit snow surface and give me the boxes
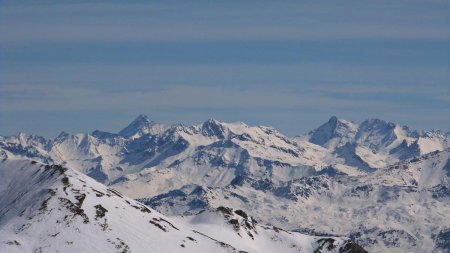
[1,115,450,252]
[0,159,362,253]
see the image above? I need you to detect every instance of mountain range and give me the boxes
[1,115,450,252]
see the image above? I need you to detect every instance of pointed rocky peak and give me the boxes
[200,118,227,139]
[206,118,219,123]
[307,116,358,148]
[121,115,152,132]
[57,131,70,138]
[119,114,166,139]
[328,115,339,124]
[324,116,357,134]
[54,131,71,143]
[202,118,221,127]
[135,114,151,123]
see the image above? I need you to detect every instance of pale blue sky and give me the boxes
[1,0,449,137]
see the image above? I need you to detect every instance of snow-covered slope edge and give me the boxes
[0,158,366,253]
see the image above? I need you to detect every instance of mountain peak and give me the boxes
[118,115,163,139]
[358,118,398,139]
[307,116,358,148]
[201,118,227,138]
[55,131,70,140]
[135,114,150,122]
[328,115,339,123]
[355,119,401,150]
[204,118,221,125]
[360,118,396,129]
[126,114,151,126]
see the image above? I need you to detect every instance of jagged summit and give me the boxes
[203,118,220,124]
[307,116,358,149]
[119,114,152,134]
[329,115,338,122]
[360,118,395,127]
[200,118,228,138]
[55,131,71,141]
[118,114,167,139]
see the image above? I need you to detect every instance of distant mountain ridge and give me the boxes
[1,115,448,188]
[299,116,449,169]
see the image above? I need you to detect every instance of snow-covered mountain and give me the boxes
[142,148,450,252]
[0,115,338,197]
[1,115,450,252]
[299,116,449,170]
[1,115,448,196]
[0,158,365,253]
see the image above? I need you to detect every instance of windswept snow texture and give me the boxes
[1,115,450,252]
[0,159,364,253]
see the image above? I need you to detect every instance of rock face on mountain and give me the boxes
[306,116,359,149]
[142,149,450,252]
[0,158,366,253]
[1,115,449,252]
[118,114,168,139]
[301,117,449,169]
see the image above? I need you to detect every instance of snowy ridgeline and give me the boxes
[1,115,450,252]
[1,115,448,195]
[0,159,365,253]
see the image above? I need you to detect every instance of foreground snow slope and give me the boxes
[0,158,365,253]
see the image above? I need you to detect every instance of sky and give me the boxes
[1,0,449,137]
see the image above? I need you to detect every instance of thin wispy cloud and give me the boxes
[0,84,393,112]
[0,0,449,136]
[1,1,449,44]
[2,23,449,44]
[1,83,446,114]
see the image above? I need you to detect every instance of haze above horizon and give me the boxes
[1,0,449,137]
